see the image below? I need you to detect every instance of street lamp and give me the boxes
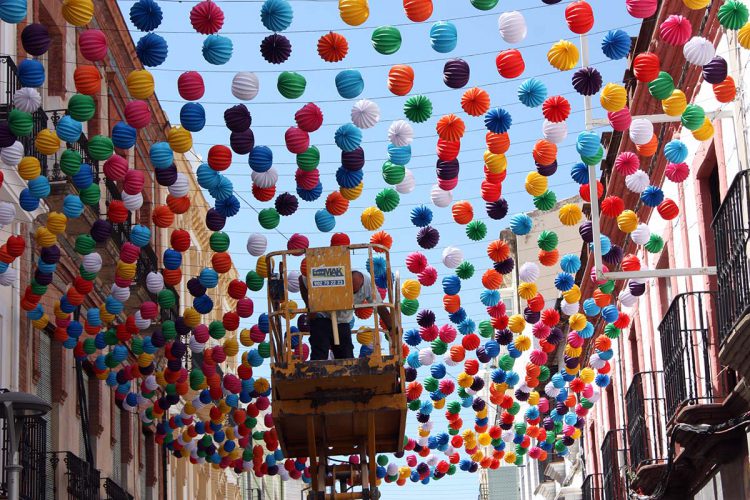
[0,391,51,500]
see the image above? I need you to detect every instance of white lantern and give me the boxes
[560,300,579,315]
[589,352,606,370]
[630,223,651,246]
[251,167,278,189]
[629,118,654,145]
[386,463,399,476]
[443,353,458,366]
[589,388,602,404]
[144,375,158,391]
[351,99,380,129]
[122,191,144,211]
[13,87,41,113]
[542,119,568,144]
[501,429,515,443]
[167,173,189,197]
[683,36,715,66]
[231,72,260,101]
[0,141,24,167]
[625,170,650,193]
[0,267,16,286]
[442,246,464,269]
[418,349,435,366]
[395,168,415,194]
[287,270,301,293]
[110,283,130,303]
[82,252,102,273]
[134,311,151,330]
[498,11,527,44]
[426,454,439,467]
[279,470,290,481]
[619,288,639,307]
[246,233,267,257]
[544,382,560,398]
[388,120,413,147]
[189,335,205,353]
[146,272,164,294]
[430,185,452,208]
[519,262,540,282]
[0,202,17,225]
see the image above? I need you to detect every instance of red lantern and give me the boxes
[285,127,310,155]
[633,52,660,83]
[626,0,657,19]
[6,235,25,257]
[317,32,349,63]
[287,233,310,250]
[252,185,276,202]
[170,229,191,252]
[621,254,641,272]
[177,71,205,101]
[228,279,248,300]
[166,195,190,215]
[190,0,225,34]
[542,95,571,123]
[404,0,433,22]
[123,169,145,195]
[124,100,151,129]
[223,311,240,331]
[295,103,324,133]
[295,169,319,191]
[579,181,603,202]
[436,138,460,162]
[565,1,594,34]
[331,232,350,246]
[325,192,349,216]
[601,195,625,217]
[208,145,232,171]
[486,131,510,154]
[480,180,501,202]
[495,49,525,79]
[212,252,232,273]
[103,155,129,181]
[152,205,175,228]
[658,198,679,220]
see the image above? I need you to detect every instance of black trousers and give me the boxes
[310,316,353,360]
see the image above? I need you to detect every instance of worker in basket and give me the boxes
[298,269,393,360]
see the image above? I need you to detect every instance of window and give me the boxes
[38,7,65,97]
[708,166,721,218]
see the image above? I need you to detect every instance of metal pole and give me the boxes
[4,401,22,500]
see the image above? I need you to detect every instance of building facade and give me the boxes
[578,1,750,499]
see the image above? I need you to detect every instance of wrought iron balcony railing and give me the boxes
[582,473,603,500]
[658,291,721,421]
[713,169,750,345]
[64,451,101,500]
[601,429,626,500]
[625,371,666,470]
[0,415,47,500]
[104,477,133,500]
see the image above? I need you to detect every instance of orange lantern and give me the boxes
[74,65,102,95]
[713,76,736,103]
[486,131,510,154]
[532,139,557,166]
[317,32,349,63]
[436,114,465,142]
[635,134,658,157]
[152,205,175,228]
[388,65,414,96]
[403,0,433,22]
[461,87,490,117]
[451,200,474,224]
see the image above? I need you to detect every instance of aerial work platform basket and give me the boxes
[265,244,406,499]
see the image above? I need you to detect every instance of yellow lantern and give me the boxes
[340,182,363,201]
[256,255,272,278]
[504,451,517,464]
[361,206,385,231]
[580,367,595,384]
[46,212,67,235]
[528,391,540,406]
[339,0,369,26]
[401,279,421,300]
[547,40,579,71]
[356,329,374,345]
[18,157,41,180]
[617,209,639,233]
[182,307,201,328]
[565,344,583,358]
[514,334,531,352]
[32,315,49,330]
[483,151,507,173]
[569,312,587,331]
[683,0,709,9]
[525,172,548,197]
[518,281,537,300]
[62,0,95,27]
[240,328,253,346]
[600,83,627,112]
[223,336,239,357]
[167,126,193,153]
[662,89,688,116]
[433,398,445,410]
[508,314,526,334]
[692,118,714,142]
[559,203,583,226]
[35,227,57,247]
[116,260,136,280]
[126,70,155,100]
[457,372,473,388]
[35,129,60,155]
[254,377,270,393]
[739,22,750,50]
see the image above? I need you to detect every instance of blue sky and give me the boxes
[117,0,634,495]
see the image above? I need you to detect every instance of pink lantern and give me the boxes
[625,0,657,19]
[190,0,225,34]
[123,169,145,195]
[124,100,151,129]
[607,107,632,131]
[79,29,107,62]
[295,103,324,133]
[103,154,128,181]
[177,71,205,101]
[660,15,692,46]
[285,127,310,154]
[614,151,640,176]
[665,162,689,183]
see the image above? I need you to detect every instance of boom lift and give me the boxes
[265,244,406,499]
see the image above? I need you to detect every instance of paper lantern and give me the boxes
[13,88,40,114]
[498,11,527,44]
[692,118,714,142]
[533,140,558,166]
[124,100,150,129]
[341,108,375,141]
[628,118,653,146]
[702,56,728,85]
[547,40,579,71]
[485,107,512,134]
[227,73,259,102]
[403,95,432,124]
[740,22,750,49]
[318,32,348,62]
[658,199,679,220]
[277,72,306,99]
[635,134,658,157]
[136,33,168,67]
[191,0,225,34]
[22,24,50,56]
[180,102,205,132]
[111,122,136,150]
[388,120,413,147]
[718,1,749,30]
[435,114,464,142]
[601,29,631,60]
[396,169,415,194]
[431,185,452,208]
[404,0,432,21]
[542,120,568,145]
[572,67,602,96]
[294,103,323,133]
[684,37,715,66]
[660,15,692,46]
[626,0,657,18]
[339,0,369,26]
[260,33,292,64]
[558,204,582,226]
[443,58,470,89]
[311,209,333,232]
[224,104,252,133]
[714,76,737,103]
[168,126,192,153]
[63,0,94,26]
[430,21,457,53]
[599,83,626,112]
[681,104,705,131]
[203,34,233,65]
[660,89,687,116]
[648,71,675,100]
[56,115,83,143]
[18,60,45,88]
[0,0,26,23]
[371,26,402,55]
[496,49,525,79]
[460,87,490,117]
[633,52,660,82]
[565,1,594,34]
[542,95,570,123]
[125,70,154,101]
[388,65,415,96]
[617,210,638,233]
[607,107,632,132]
[34,129,59,155]
[129,0,162,31]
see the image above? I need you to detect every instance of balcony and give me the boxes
[713,169,750,381]
[63,451,101,500]
[624,371,666,495]
[600,429,626,500]
[582,473,602,500]
[104,477,133,500]
[0,415,47,500]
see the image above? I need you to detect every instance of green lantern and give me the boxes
[245,271,264,291]
[79,265,97,281]
[681,104,705,131]
[408,399,421,411]
[209,320,226,339]
[83,338,97,355]
[498,354,514,371]
[157,289,176,309]
[537,230,559,251]
[8,109,33,136]
[60,149,82,176]
[456,261,475,279]
[277,71,306,99]
[190,369,205,390]
[296,146,320,171]
[382,161,405,185]
[162,320,177,340]
[533,190,557,211]
[581,145,604,166]
[423,376,439,392]
[604,323,621,339]
[599,279,615,294]
[648,71,675,100]
[258,208,280,229]
[718,1,749,30]
[538,365,551,382]
[645,234,665,253]
[470,0,499,10]
[466,220,487,241]
[67,94,96,122]
[87,135,113,161]
[371,26,402,55]
[403,95,433,123]
[131,337,144,355]
[75,234,96,255]
[210,231,230,252]
[430,338,448,355]
[78,183,100,206]
[258,342,271,358]
[401,298,418,316]
[30,280,48,296]
[478,320,493,338]
[375,188,400,212]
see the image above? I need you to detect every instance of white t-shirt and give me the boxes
[301,271,381,323]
